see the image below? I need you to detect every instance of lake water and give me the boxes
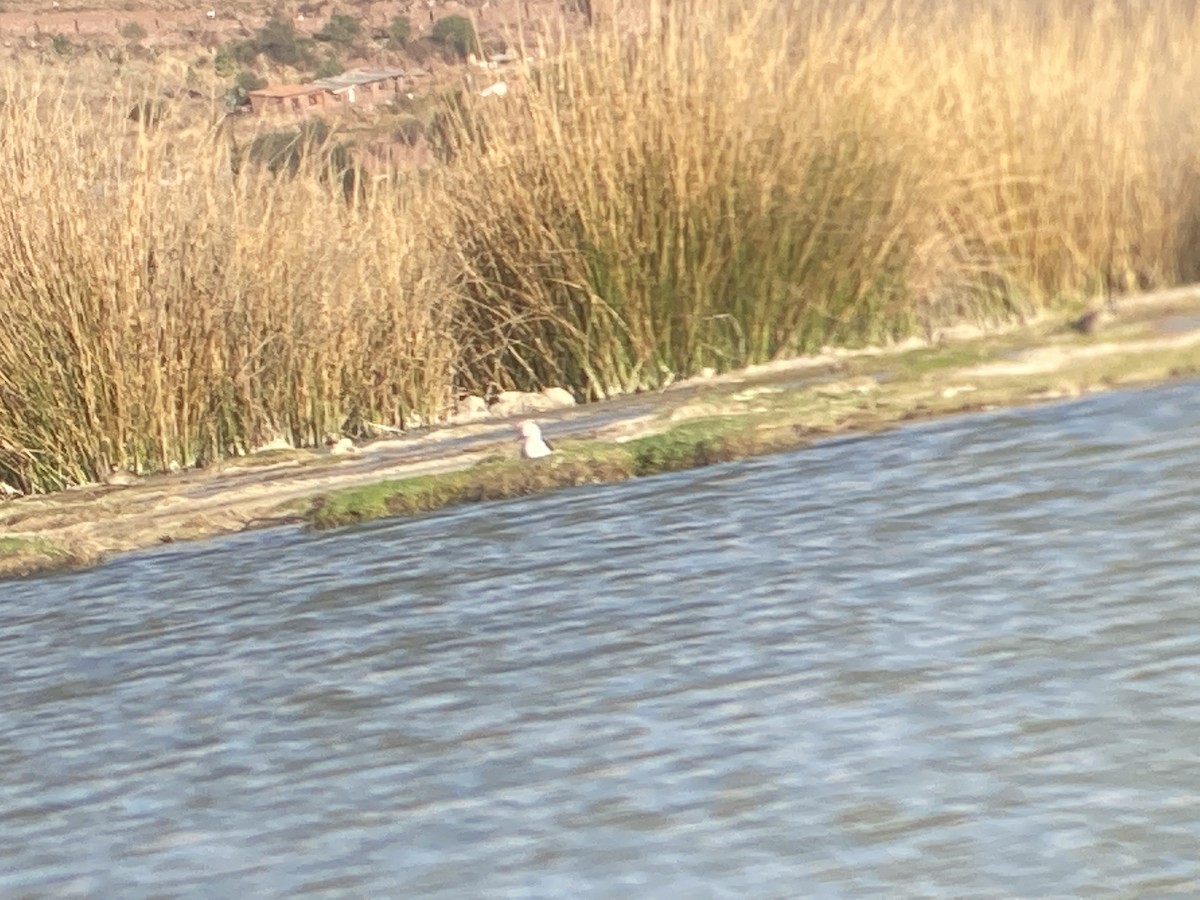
[3,380,1200,897]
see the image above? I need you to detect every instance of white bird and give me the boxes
[518,421,553,459]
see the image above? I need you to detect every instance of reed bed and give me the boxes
[0,84,456,492]
[3,0,1200,492]
[446,0,1200,397]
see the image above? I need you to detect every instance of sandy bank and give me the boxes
[4,286,1200,580]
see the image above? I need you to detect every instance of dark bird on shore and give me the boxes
[1069,308,1104,335]
[1069,295,1118,336]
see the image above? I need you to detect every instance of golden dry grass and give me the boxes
[3,0,1200,492]
[0,78,457,491]
[444,0,1200,398]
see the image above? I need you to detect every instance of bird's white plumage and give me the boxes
[518,421,553,459]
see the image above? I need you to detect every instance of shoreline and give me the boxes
[4,285,1200,580]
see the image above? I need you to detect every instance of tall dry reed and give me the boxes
[0,81,456,492]
[444,0,1200,397]
[443,1,960,398]
[4,0,1200,493]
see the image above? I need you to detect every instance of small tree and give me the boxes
[429,15,476,60]
[239,120,363,201]
[256,17,314,67]
[315,13,360,46]
[388,14,411,48]
[213,46,237,76]
[228,38,260,67]
[314,56,344,79]
[236,70,267,93]
[120,22,147,43]
[227,70,267,108]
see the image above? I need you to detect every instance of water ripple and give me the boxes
[3,380,1200,895]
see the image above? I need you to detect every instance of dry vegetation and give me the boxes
[3,0,1200,494]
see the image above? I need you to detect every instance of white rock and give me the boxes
[541,387,576,408]
[941,384,977,399]
[490,389,573,417]
[329,437,357,455]
[254,436,293,453]
[449,394,489,424]
[732,386,782,402]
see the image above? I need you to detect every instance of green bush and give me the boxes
[227,38,259,67]
[255,17,315,67]
[213,46,236,76]
[315,13,360,46]
[241,120,327,175]
[388,15,411,48]
[314,56,344,79]
[429,15,476,59]
[236,70,267,92]
[120,22,147,43]
[225,70,267,110]
[50,34,72,56]
[239,120,364,201]
[225,20,321,68]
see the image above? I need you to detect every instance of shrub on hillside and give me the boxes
[227,38,259,67]
[120,22,147,43]
[429,15,476,59]
[213,46,236,76]
[315,13,360,46]
[221,71,265,110]
[221,19,318,68]
[254,17,316,67]
[388,15,411,48]
[236,70,267,92]
[238,120,364,200]
[314,56,344,79]
[243,124,324,176]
